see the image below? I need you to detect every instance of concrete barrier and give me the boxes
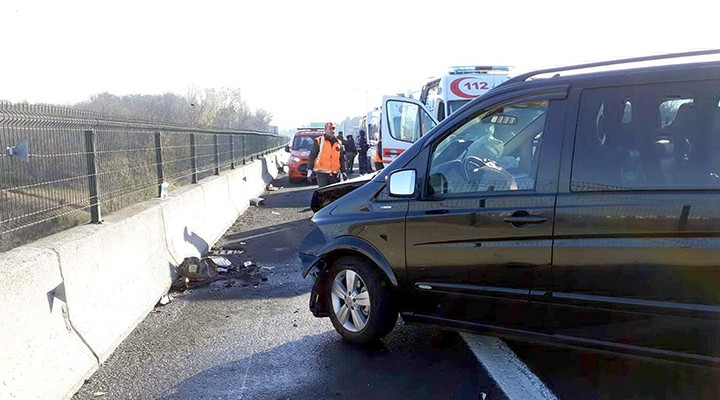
[0,150,284,400]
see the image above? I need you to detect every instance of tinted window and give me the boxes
[428,100,548,195]
[571,82,720,191]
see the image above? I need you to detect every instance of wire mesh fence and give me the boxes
[0,102,288,253]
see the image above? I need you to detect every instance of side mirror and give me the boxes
[388,169,416,197]
[284,144,291,153]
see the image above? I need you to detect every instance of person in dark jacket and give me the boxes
[357,130,369,174]
[345,135,357,173]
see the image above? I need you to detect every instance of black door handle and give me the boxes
[426,209,449,215]
[504,211,548,227]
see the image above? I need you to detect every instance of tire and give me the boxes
[327,256,397,344]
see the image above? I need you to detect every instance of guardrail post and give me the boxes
[242,135,247,165]
[84,130,102,223]
[154,131,164,197]
[213,134,220,175]
[190,133,198,183]
[229,135,235,169]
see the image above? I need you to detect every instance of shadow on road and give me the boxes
[158,326,490,400]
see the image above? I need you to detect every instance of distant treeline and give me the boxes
[71,86,272,131]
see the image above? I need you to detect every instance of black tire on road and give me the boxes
[327,256,397,344]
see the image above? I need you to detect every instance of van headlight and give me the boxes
[291,156,301,162]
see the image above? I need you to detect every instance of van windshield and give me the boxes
[292,136,316,151]
[448,100,470,114]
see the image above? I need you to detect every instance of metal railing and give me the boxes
[0,103,288,252]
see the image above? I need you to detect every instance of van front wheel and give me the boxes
[327,257,397,343]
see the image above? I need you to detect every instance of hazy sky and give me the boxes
[0,0,716,129]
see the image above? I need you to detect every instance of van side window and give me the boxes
[571,82,720,191]
[427,100,549,195]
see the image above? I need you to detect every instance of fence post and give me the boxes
[154,131,164,197]
[242,135,247,165]
[84,130,102,223]
[213,134,220,175]
[229,135,235,169]
[190,133,198,183]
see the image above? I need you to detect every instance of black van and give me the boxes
[298,50,720,367]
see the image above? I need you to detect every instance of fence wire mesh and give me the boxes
[0,102,288,252]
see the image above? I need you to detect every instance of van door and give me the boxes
[380,96,438,166]
[404,96,565,330]
[551,80,720,361]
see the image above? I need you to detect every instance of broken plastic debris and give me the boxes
[271,211,280,215]
[208,255,231,267]
[250,197,265,206]
[157,294,171,306]
[217,267,228,273]
[92,392,107,398]
[179,257,218,282]
[266,184,281,191]
[243,260,255,268]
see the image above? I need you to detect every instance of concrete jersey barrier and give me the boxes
[0,150,284,400]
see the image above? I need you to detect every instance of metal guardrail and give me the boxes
[0,102,288,252]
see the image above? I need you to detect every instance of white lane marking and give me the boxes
[232,226,294,242]
[461,333,558,400]
[238,314,264,400]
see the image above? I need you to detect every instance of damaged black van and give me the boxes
[298,50,720,366]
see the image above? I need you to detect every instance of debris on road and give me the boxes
[217,267,228,273]
[157,294,172,306]
[170,276,190,292]
[243,260,256,268]
[266,184,282,191]
[250,197,265,206]
[179,257,218,282]
[271,211,280,215]
[208,255,232,267]
[92,392,107,398]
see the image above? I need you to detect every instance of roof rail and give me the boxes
[503,49,720,86]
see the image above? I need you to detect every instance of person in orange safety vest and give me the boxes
[306,122,346,187]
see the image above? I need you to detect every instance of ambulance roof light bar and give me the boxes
[448,65,513,74]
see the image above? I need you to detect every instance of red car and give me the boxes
[287,128,323,183]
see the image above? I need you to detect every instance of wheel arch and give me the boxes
[303,236,399,287]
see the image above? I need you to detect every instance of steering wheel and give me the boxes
[463,156,488,179]
[463,156,518,191]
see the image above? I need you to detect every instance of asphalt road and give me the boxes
[73,175,495,400]
[72,174,719,400]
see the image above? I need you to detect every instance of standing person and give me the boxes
[337,131,347,172]
[374,139,385,170]
[357,130,369,174]
[344,135,357,173]
[307,122,344,187]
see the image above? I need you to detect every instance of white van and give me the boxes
[420,66,511,121]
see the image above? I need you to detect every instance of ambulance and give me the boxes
[375,66,512,167]
[420,66,512,121]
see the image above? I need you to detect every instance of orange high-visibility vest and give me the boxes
[314,136,342,173]
[375,145,382,163]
